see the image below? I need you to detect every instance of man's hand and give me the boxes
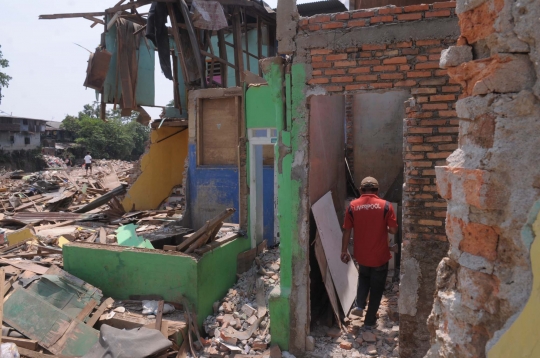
[341,252,351,264]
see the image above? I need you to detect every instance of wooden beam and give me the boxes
[39,12,106,20]
[243,8,250,72]
[155,300,164,330]
[224,41,260,60]
[178,0,207,88]
[167,3,190,91]
[200,50,237,70]
[76,299,98,322]
[0,268,3,345]
[217,30,229,87]
[231,7,244,86]
[83,16,105,25]
[86,297,114,327]
[1,336,38,351]
[257,16,263,76]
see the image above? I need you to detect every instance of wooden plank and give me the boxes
[99,227,107,244]
[178,0,206,88]
[16,347,70,358]
[39,12,106,20]
[243,8,250,72]
[1,336,38,351]
[237,247,256,275]
[76,299,98,322]
[231,7,244,86]
[175,208,235,251]
[217,30,228,87]
[86,297,114,327]
[311,191,358,314]
[155,300,165,330]
[0,268,3,345]
[166,3,190,93]
[0,260,48,275]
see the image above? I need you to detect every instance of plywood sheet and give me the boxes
[312,191,358,314]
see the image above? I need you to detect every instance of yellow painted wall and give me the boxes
[122,127,188,211]
[488,204,540,358]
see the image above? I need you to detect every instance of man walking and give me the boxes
[340,176,398,327]
[84,152,92,175]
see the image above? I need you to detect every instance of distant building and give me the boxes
[0,115,46,151]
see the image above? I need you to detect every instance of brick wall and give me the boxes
[296,3,460,357]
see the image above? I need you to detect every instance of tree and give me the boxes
[0,45,12,101]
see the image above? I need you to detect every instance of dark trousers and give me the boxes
[356,262,388,325]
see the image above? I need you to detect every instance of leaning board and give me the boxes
[312,191,358,314]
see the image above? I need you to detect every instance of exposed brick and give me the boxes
[425,10,452,17]
[429,54,441,61]
[358,59,381,65]
[439,126,459,133]
[311,49,333,55]
[349,67,371,74]
[308,78,329,84]
[417,96,429,103]
[348,19,367,27]
[345,84,368,90]
[371,82,393,89]
[402,48,419,55]
[439,143,458,150]
[433,1,456,8]
[332,76,354,83]
[309,15,331,23]
[379,7,403,14]
[407,136,424,143]
[312,56,324,62]
[335,13,350,20]
[326,85,343,91]
[412,161,434,167]
[373,65,397,72]
[384,50,399,56]
[442,85,461,92]
[362,44,386,51]
[430,94,456,101]
[420,119,447,126]
[419,219,443,226]
[371,16,394,23]
[423,103,448,110]
[312,62,332,68]
[425,135,453,142]
[395,80,417,87]
[400,65,412,71]
[381,73,404,80]
[411,144,434,151]
[355,74,378,81]
[427,151,453,159]
[299,19,308,27]
[439,110,457,117]
[407,71,432,78]
[405,153,426,160]
[352,11,375,18]
[415,62,441,69]
[326,69,346,75]
[411,88,437,94]
[404,4,430,12]
[309,24,321,31]
[358,51,372,58]
[326,54,348,61]
[408,127,433,134]
[416,39,441,46]
[397,41,413,48]
[322,22,345,29]
[383,56,408,64]
[312,70,323,76]
[335,60,358,67]
[398,13,422,21]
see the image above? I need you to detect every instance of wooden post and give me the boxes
[0,268,4,345]
[167,3,190,92]
[217,30,228,87]
[178,0,206,88]
[257,16,263,76]
[231,7,244,86]
[243,8,250,72]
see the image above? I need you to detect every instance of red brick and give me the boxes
[417,96,429,103]
[309,15,331,23]
[371,82,393,89]
[411,88,437,94]
[308,24,321,31]
[435,69,448,76]
[358,51,372,58]
[349,67,371,74]
[407,136,424,143]
[312,55,324,62]
[379,7,403,14]
[332,76,353,83]
[410,111,434,118]
[428,47,446,53]
[355,74,378,81]
[326,54,348,61]
[312,62,332,68]
[416,39,441,46]
[346,47,358,53]
[326,85,343,91]
[358,59,380,65]
[439,126,459,133]
[408,127,433,134]
[395,80,417,87]
[420,119,446,126]
[411,145,434,151]
[373,65,397,72]
[345,84,368,90]
[398,13,422,21]
[371,16,394,23]
[322,22,344,29]
[352,11,375,18]
[402,48,419,55]
[312,70,323,76]
[433,1,456,8]
[407,71,432,78]
[415,62,441,69]
[442,85,461,92]
[380,73,404,80]
[429,54,441,61]
[362,44,386,51]
[427,151,453,159]
[335,13,350,20]
[404,4,430,12]
[383,56,408,65]
[425,10,452,17]
[405,153,425,160]
[325,69,346,75]
[422,103,448,110]
[400,65,411,71]
[430,94,455,101]
[425,135,452,142]
[311,49,333,55]
[439,110,457,117]
[299,19,308,27]
[348,19,367,27]
[457,220,499,261]
[439,143,458,150]
[397,41,413,48]
[412,161,434,167]
[335,60,357,67]
[308,78,329,84]
[418,219,443,226]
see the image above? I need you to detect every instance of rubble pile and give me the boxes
[203,247,280,356]
[307,282,400,358]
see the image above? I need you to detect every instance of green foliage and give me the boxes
[0,45,12,99]
[60,103,150,161]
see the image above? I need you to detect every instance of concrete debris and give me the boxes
[203,246,280,356]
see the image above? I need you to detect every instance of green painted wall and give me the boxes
[64,238,250,327]
[246,85,276,129]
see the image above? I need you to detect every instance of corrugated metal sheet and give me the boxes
[297,0,347,16]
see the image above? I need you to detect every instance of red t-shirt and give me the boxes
[343,194,398,267]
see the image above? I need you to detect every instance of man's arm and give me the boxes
[341,228,352,263]
[388,226,398,235]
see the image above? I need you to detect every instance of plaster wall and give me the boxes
[122,127,188,211]
[0,132,41,151]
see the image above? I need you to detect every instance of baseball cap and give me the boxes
[360,176,379,189]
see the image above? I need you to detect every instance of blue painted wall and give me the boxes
[263,166,275,245]
[187,143,240,230]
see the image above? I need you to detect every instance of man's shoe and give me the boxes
[350,307,364,317]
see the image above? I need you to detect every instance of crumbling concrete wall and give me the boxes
[292,3,461,357]
[426,0,540,356]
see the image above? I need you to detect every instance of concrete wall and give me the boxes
[426,0,540,356]
[122,127,188,211]
[0,132,41,151]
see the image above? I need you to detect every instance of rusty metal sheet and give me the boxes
[84,49,112,91]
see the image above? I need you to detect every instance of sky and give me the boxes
[0,0,326,122]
